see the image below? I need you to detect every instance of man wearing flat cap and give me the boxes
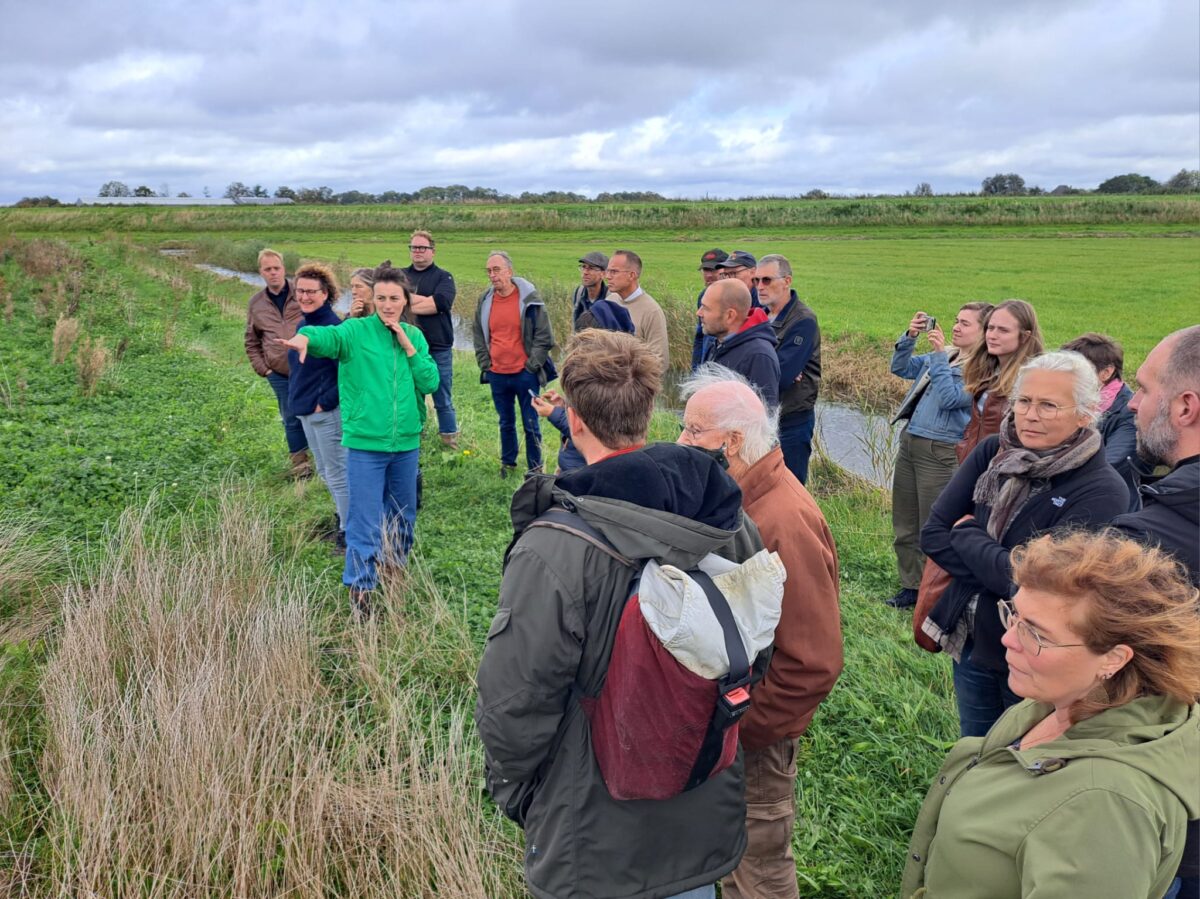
[572,251,609,330]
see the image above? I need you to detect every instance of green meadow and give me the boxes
[0,199,1196,895]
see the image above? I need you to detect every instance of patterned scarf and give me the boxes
[972,413,1102,542]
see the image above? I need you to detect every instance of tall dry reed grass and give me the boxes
[50,317,79,365]
[37,493,524,897]
[73,335,109,396]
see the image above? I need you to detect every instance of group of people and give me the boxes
[245,233,1199,899]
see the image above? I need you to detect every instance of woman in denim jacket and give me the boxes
[884,302,991,608]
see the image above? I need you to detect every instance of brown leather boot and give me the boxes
[288,449,314,480]
[439,432,461,450]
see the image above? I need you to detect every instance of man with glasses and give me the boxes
[605,249,669,371]
[697,279,780,408]
[755,254,822,484]
[572,251,609,329]
[403,230,460,448]
[691,248,727,371]
[244,247,312,479]
[716,250,759,295]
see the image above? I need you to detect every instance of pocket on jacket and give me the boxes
[486,608,511,640]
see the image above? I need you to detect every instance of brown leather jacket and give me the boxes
[956,390,1008,463]
[244,280,300,377]
[735,447,843,751]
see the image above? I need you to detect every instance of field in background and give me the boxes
[0,195,1196,895]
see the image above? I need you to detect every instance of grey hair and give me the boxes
[757,254,792,278]
[1014,351,1102,426]
[487,250,514,271]
[678,363,780,465]
[350,267,375,286]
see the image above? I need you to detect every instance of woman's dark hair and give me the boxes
[1061,332,1123,383]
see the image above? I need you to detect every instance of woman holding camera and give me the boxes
[885,303,992,608]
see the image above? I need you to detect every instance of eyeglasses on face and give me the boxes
[295,287,326,297]
[409,244,433,252]
[678,421,724,440]
[579,264,603,272]
[750,276,779,286]
[997,598,1085,656]
[485,266,509,275]
[604,268,633,276]
[1011,397,1077,419]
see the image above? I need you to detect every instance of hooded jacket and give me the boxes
[902,696,1200,899]
[299,315,439,452]
[1098,383,1139,511]
[706,308,782,408]
[1113,456,1198,587]
[475,443,764,899]
[473,276,555,385]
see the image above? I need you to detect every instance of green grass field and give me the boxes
[0,199,1196,896]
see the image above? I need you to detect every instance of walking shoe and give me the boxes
[439,431,461,450]
[350,589,372,620]
[288,449,314,480]
[500,464,517,479]
[885,587,919,609]
[331,530,347,557]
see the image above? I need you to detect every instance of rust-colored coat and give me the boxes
[244,281,301,377]
[956,390,1008,463]
[735,447,843,751]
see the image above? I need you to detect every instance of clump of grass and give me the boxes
[36,492,525,897]
[73,334,109,396]
[50,316,79,364]
[190,235,300,275]
[823,333,908,411]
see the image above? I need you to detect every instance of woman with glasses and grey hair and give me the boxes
[920,351,1130,737]
[903,529,1199,899]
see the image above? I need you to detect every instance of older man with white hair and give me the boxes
[678,363,844,899]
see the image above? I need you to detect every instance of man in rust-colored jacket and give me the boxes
[243,248,310,478]
[680,363,844,899]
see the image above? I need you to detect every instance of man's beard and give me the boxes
[1135,397,1179,466]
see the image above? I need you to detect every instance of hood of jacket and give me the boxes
[718,314,778,353]
[1141,456,1199,515]
[983,695,1199,819]
[510,442,747,570]
[482,275,541,307]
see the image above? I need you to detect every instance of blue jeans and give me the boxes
[297,409,349,527]
[266,371,308,454]
[953,639,1022,738]
[429,347,458,434]
[489,369,543,470]
[343,447,419,592]
[779,410,815,485]
[667,886,715,899]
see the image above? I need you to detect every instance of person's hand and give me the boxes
[928,326,946,352]
[953,513,975,527]
[530,395,554,418]
[387,321,415,355]
[350,298,372,317]
[540,389,566,409]
[276,334,309,363]
[908,311,929,338]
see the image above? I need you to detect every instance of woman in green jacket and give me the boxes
[280,264,439,615]
[903,530,1199,899]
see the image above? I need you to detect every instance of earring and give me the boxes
[1100,672,1113,680]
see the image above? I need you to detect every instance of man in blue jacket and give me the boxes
[691,248,727,370]
[755,254,821,484]
[698,279,779,408]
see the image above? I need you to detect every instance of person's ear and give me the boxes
[1176,390,1200,428]
[1100,643,1134,681]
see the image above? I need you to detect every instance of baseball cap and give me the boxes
[699,248,728,270]
[716,250,757,270]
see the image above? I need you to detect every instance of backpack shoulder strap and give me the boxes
[527,507,635,569]
[687,569,748,679]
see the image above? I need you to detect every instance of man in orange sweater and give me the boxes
[679,364,844,899]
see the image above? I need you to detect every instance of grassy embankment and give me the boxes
[6,196,1194,410]
[0,233,957,896]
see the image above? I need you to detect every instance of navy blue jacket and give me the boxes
[705,310,781,408]
[921,434,1128,672]
[546,406,586,472]
[1113,456,1199,587]
[1098,383,1139,511]
[287,303,342,415]
[772,292,821,419]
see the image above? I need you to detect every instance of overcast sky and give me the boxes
[2,0,1197,204]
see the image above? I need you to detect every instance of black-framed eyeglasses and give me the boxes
[997,599,1085,656]
[409,244,433,252]
[295,288,326,297]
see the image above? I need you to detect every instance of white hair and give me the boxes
[1014,350,1102,425]
[678,363,780,465]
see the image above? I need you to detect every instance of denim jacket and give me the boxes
[891,334,971,444]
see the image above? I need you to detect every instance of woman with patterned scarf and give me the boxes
[920,351,1130,736]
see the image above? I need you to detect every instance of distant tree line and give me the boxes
[12,170,1200,208]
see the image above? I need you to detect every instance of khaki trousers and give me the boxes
[891,429,959,589]
[721,738,799,899]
